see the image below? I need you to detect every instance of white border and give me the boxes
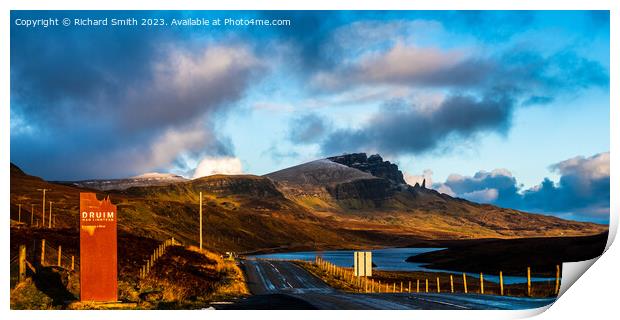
[2,1,617,320]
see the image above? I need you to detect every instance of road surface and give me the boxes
[219,259,556,310]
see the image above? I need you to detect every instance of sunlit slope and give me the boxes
[11,161,607,254]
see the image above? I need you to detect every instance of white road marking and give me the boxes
[410,296,470,309]
[253,261,276,291]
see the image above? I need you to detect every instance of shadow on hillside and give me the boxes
[33,266,78,307]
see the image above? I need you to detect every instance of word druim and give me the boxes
[81,211,115,221]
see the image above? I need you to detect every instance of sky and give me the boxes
[10,11,610,223]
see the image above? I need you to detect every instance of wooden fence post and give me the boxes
[57,245,62,266]
[436,277,440,293]
[555,265,560,295]
[408,281,411,293]
[400,281,403,293]
[40,239,46,266]
[450,275,454,293]
[425,278,429,293]
[417,279,420,293]
[463,273,468,293]
[71,256,75,271]
[19,245,26,282]
[527,266,531,297]
[500,271,504,296]
[480,273,484,294]
[18,204,22,223]
[393,282,396,293]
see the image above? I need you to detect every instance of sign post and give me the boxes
[79,193,118,302]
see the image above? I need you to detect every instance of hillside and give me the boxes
[265,154,607,239]
[10,153,607,254]
[10,165,410,253]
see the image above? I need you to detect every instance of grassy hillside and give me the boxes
[10,163,607,254]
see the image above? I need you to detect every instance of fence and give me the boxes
[139,238,180,279]
[313,256,560,297]
[10,239,78,288]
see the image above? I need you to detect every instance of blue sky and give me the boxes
[10,11,609,223]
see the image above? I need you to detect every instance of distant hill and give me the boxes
[9,153,607,253]
[59,172,187,191]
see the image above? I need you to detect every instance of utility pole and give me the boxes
[48,201,53,228]
[30,204,35,226]
[199,192,203,250]
[37,188,50,227]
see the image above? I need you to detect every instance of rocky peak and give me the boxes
[327,153,407,186]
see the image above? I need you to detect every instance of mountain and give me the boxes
[265,153,607,239]
[9,153,607,254]
[63,172,187,191]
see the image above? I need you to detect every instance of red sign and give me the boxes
[79,193,118,302]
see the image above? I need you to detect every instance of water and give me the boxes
[249,247,556,285]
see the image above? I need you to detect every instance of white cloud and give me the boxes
[404,169,433,187]
[436,184,456,196]
[193,156,243,178]
[146,123,208,170]
[312,41,465,91]
[461,188,499,203]
[551,152,609,180]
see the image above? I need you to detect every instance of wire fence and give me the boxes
[139,238,180,279]
[10,238,79,289]
[313,256,561,298]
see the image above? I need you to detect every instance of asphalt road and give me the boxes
[219,259,557,310]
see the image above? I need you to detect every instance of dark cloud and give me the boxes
[321,92,514,156]
[289,114,332,144]
[309,47,607,157]
[10,11,266,180]
[522,96,554,106]
[434,152,610,222]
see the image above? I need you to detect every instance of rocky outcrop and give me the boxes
[189,175,285,199]
[325,178,392,203]
[327,153,407,186]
